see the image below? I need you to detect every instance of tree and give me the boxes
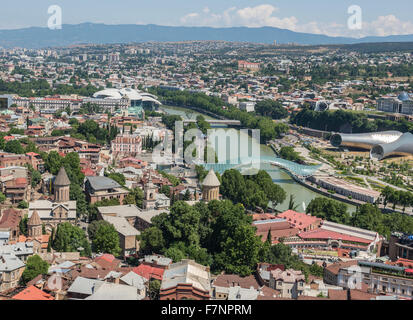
[306,197,350,225]
[4,140,24,154]
[160,185,171,198]
[183,189,191,201]
[0,192,5,204]
[91,222,121,256]
[70,184,88,218]
[381,186,394,208]
[123,187,144,208]
[221,169,286,210]
[214,224,262,276]
[139,227,165,254]
[164,246,186,262]
[53,222,91,256]
[19,215,28,236]
[106,172,126,186]
[351,204,386,235]
[149,279,161,300]
[44,151,62,175]
[278,146,302,163]
[20,255,49,285]
[255,100,288,120]
[30,169,42,188]
[88,220,110,240]
[18,200,29,209]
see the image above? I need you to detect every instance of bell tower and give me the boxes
[28,210,42,238]
[143,173,157,210]
[54,166,70,203]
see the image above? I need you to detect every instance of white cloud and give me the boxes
[180,4,298,30]
[364,15,413,37]
[179,5,413,38]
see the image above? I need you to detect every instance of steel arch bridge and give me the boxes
[202,156,322,178]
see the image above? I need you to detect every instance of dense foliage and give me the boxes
[291,108,413,134]
[307,197,413,239]
[220,169,286,210]
[52,222,91,256]
[139,199,322,278]
[20,255,49,285]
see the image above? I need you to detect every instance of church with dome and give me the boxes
[201,170,221,202]
[28,166,76,234]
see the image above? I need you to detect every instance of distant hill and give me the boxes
[1,23,413,48]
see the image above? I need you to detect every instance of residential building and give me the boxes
[239,101,256,112]
[0,208,22,242]
[269,268,305,299]
[111,133,142,156]
[329,260,413,299]
[389,232,413,261]
[0,253,25,293]
[101,215,140,257]
[84,176,129,205]
[238,60,260,71]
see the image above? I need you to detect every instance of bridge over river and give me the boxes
[202,156,322,179]
[182,119,241,126]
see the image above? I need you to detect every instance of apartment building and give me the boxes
[268,268,305,299]
[329,260,413,299]
[111,133,142,156]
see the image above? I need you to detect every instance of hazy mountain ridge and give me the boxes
[0,23,413,48]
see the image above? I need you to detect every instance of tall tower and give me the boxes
[202,170,220,202]
[54,166,70,203]
[143,174,157,210]
[28,210,42,238]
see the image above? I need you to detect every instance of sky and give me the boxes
[1,0,413,38]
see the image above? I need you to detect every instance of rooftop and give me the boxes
[86,176,122,191]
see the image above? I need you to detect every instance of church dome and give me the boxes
[28,210,41,226]
[202,170,220,187]
[54,167,70,186]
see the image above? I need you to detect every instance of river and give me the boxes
[160,105,356,213]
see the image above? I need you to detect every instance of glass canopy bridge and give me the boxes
[202,156,322,179]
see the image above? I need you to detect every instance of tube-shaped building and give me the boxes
[370,132,413,160]
[330,131,403,150]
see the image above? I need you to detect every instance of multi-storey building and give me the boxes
[389,232,413,261]
[328,260,413,299]
[111,133,142,156]
[268,268,305,299]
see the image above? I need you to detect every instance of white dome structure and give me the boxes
[93,88,161,105]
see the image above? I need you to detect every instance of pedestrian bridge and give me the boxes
[202,156,322,178]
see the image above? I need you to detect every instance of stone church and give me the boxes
[28,166,76,234]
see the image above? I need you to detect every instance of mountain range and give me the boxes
[1,23,413,48]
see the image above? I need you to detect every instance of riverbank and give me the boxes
[160,104,356,213]
[160,102,227,120]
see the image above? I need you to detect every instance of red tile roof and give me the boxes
[133,264,165,281]
[94,254,121,269]
[276,210,322,231]
[0,208,21,229]
[12,285,54,300]
[299,228,372,244]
